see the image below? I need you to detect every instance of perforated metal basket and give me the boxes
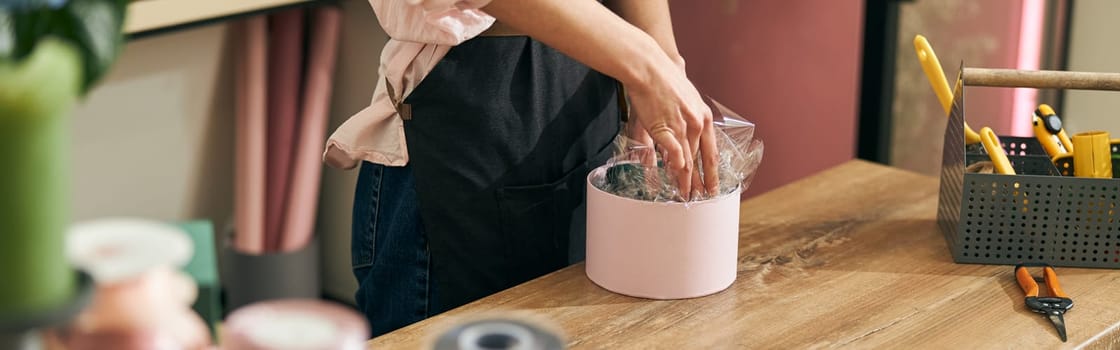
[937,67,1120,268]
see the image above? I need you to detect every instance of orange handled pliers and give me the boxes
[1016,264,1073,342]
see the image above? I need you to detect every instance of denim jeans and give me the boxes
[350,162,434,337]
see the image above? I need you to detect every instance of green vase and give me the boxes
[0,38,83,317]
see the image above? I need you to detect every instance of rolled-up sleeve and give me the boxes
[370,0,495,45]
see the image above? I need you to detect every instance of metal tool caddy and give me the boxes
[938,66,1120,268]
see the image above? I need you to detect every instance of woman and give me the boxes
[324,0,719,337]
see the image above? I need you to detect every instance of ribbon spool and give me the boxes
[431,317,565,350]
[222,299,369,350]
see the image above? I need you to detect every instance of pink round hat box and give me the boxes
[585,165,741,299]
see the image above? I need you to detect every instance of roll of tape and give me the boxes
[1072,131,1112,178]
[431,316,565,350]
[222,299,369,350]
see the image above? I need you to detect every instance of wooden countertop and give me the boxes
[370,160,1120,349]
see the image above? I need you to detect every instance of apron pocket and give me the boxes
[497,178,567,281]
[496,138,620,279]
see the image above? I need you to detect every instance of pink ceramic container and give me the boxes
[585,165,741,299]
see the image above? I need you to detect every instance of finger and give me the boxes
[674,111,699,201]
[685,109,704,163]
[648,123,691,200]
[675,138,693,201]
[632,121,657,167]
[700,120,721,196]
[684,128,701,168]
[675,128,694,173]
[690,157,704,200]
[648,123,686,170]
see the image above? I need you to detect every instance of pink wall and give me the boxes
[929,0,1026,137]
[670,1,865,196]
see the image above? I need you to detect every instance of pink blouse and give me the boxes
[323,0,495,169]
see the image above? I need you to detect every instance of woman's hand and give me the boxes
[624,65,718,201]
[478,0,719,199]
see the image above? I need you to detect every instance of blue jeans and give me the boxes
[350,162,434,337]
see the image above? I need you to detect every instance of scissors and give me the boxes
[1015,264,1073,342]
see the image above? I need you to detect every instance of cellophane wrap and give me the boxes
[592,97,764,202]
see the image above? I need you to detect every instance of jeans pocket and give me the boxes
[351,162,383,270]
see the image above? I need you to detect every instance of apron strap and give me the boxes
[385,77,413,121]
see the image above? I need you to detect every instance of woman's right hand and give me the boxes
[624,63,719,201]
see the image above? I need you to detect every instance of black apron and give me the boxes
[401,35,621,311]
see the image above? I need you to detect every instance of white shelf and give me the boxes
[125,0,317,35]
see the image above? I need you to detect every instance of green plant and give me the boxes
[1,0,129,95]
[0,0,127,317]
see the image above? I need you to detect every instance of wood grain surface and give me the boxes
[369,160,1120,349]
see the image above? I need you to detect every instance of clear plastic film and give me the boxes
[591,97,764,202]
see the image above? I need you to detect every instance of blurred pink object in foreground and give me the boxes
[222,299,368,350]
[62,219,210,349]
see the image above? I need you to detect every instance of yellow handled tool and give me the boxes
[1032,104,1074,159]
[915,35,982,145]
[980,127,1015,175]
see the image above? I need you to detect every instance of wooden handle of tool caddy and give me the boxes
[962,68,1120,91]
